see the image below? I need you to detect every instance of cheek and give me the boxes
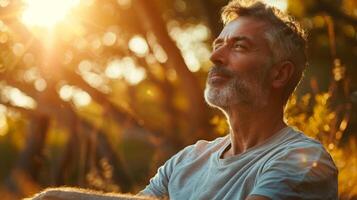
[229,54,273,82]
[230,54,268,73]
[243,68,271,90]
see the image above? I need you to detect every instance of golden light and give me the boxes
[312,161,318,168]
[168,22,211,72]
[0,105,8,136]
[0,0,10,8]
[1,86,37,109]
[102,31,117,46]
[0,115,8,136]
[152,44,168,63]
[21,0,80,28]
[263,0,287,11]
[59,85,74,101]
[183,51,200,72]
[72,89,91,107]
[34,78,47,91]
[12,43,25,57]
[58,85,92,107]
[129,35,149,57]
[105,57,146,85]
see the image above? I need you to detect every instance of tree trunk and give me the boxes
[17,115,50,179]
[132,0,210,141]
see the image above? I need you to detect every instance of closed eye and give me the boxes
[233,42,247,50]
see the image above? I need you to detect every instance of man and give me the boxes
[29,0,337,199]
[138,0,337,199]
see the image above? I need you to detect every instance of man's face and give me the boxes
[204,17,273,109]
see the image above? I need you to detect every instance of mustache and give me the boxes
[208,66,234,78]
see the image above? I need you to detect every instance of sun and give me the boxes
[21,0,79,28]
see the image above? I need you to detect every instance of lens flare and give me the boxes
[21,0,79,28]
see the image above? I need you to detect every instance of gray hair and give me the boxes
[221,0,307,103]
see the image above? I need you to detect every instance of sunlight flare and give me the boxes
[21,0,80,28]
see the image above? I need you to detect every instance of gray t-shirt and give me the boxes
[140,127,338,200]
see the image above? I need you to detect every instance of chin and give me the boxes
[204,84,267,110]
[204,86,230,109]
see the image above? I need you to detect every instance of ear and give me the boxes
[271,61,294,89]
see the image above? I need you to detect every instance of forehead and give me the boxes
[217,17,270,45]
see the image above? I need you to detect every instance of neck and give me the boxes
[221,103,286,158]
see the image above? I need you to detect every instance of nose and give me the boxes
[210,45,227,67]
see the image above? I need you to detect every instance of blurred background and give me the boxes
[0,0,356,199]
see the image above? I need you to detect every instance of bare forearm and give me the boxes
[25,187,156,200]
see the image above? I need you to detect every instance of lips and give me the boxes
[208,73,231,85]
[207,66,234,86]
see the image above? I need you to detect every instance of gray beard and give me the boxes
[204,75,269,110]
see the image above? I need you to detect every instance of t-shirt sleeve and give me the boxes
[250,142,338,200]
[138,145,194,198]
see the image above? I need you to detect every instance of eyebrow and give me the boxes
[212,36,253,47]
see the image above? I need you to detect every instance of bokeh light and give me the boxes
[1,86,37,109]
[0,0,10,8]
[105,57,146,85]
[34,78,47,91]
[102,31,117,46]
[129,35,149,57]
[168,22,211,72]
[58,85,92,107]
[12,43,25,57]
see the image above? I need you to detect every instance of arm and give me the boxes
[26,146,191,200]
[25,187,157,200]
[139,145,193,198]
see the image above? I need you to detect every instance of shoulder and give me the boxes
[252,127,338,199]
[288,128,335,163]
[156,136,228,170]
[193,136,228,153]
[138,136,228,198]
[172,136,228,163]
[267,127,337,174]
